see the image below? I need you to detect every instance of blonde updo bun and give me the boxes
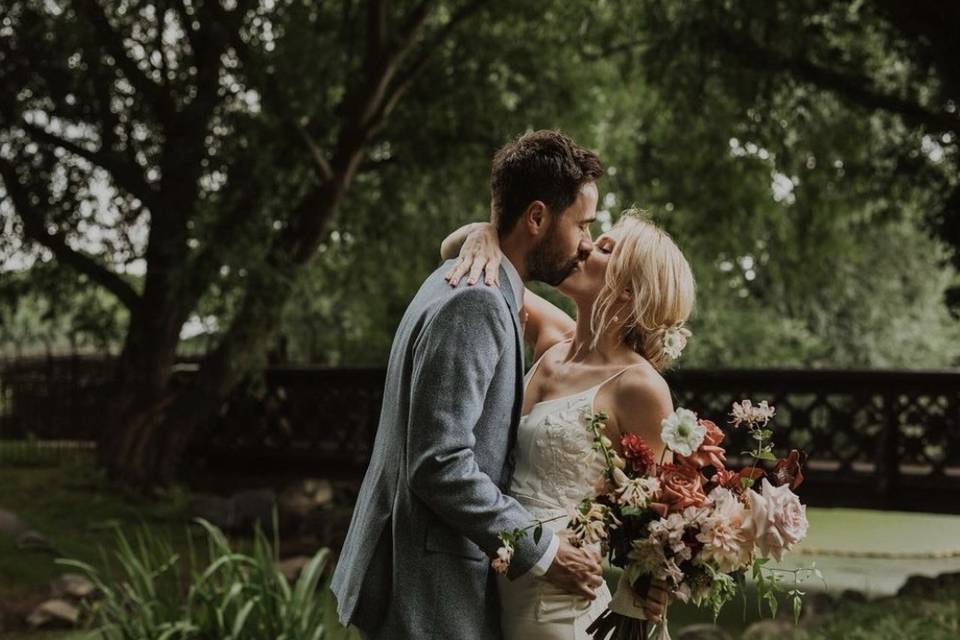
[589,210,696,370]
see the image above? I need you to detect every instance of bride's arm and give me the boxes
[521,288,575,362]
[442,223,575,360]
[441,222,486,261]
[611,371,672,463]
[608,371,674,622]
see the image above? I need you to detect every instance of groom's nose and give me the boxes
[577,238,593,261]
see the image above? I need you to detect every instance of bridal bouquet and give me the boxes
[494,400,817,640]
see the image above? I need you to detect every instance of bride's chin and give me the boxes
[557,271,579,295]
[557,279,593,302]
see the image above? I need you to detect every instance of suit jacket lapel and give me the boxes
[497,266,525,458]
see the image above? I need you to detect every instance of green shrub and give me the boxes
[804,587,960,640]
[57,517,357,640]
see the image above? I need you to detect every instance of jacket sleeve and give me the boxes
[406,287,554,577]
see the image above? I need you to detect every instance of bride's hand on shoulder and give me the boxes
[444,222,502,287]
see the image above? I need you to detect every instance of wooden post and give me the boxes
[875,391,901,509]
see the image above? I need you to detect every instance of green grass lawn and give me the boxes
[0,455,191,606]
[2,453,958,640]
[0,452,360,639]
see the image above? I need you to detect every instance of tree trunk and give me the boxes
[100,174,355,489]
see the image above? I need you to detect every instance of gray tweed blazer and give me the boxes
[331,259,554,639]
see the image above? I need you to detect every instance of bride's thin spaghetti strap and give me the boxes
[592,362,647,396]
[525,337,573,381]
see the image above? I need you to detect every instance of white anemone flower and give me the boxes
[660,408,706,457]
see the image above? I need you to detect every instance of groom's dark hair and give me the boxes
[490,130,604,235]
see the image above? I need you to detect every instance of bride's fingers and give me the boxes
[466,253,485,285]
[445,257,469,286]
[484,256,501,286]
[643,607,663,623]
[647,584,668,604]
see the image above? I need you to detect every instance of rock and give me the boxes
[300,506,354,549]
[50,573,97,600]
[276,556,312,582]
[936,571,960,589]
[742,620,797,640]
[898,574,940,597]
[190,493,236,530]
[303,478,334,506]
[838,588,868,603]
[16,529,56,552]
[26,599,80,629]
[279,479,334,518]
[0,508,29,537]
[797,591,836,624]
[677,623,732,640]
[231,489,277,531]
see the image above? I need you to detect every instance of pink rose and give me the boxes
[745,479,809,561]
[658,464,707,513]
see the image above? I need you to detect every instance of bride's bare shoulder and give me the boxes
[613,363,673,418]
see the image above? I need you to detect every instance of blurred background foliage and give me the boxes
[2,0,958,369]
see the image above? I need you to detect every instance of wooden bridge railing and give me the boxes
[187,366,960,513]
[2,357,958,513]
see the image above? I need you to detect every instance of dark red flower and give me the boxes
[713,467,765,494]
[772,449,806,490]
[621,433,656,475]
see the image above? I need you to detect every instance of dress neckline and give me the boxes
[520,339,645,419]
[521,383,604,418]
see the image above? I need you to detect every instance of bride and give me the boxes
[441,210,695,639]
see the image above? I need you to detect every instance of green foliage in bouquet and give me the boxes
[55,516,356,640]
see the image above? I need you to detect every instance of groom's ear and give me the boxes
[523,200,549,236]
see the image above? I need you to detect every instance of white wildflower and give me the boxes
[729,399,776,429]
[662,324,692,360]
[660,408,706,456]
[615,476,661,509]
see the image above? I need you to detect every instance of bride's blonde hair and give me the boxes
[589,210,695,370]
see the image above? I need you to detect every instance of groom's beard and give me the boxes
[527,226,581,286]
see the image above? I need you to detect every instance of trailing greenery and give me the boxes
[57,517,357,640]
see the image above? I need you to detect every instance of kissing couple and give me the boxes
[333,130,696,639]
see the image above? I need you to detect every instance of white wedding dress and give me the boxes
[497,350,642,639]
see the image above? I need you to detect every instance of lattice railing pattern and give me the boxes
[4,357,959,510]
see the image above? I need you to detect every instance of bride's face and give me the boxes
[557,229,620,301]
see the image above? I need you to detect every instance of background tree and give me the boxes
[0,0,504,486]
[2,0,958,490]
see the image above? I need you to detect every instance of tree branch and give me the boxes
[0,158,141,310]
[19,118,157,208]
[716,29,960,135]
[75,0,178,122]
[366,0,390,68]
[377,0,489,125]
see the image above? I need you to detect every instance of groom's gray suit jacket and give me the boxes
[331,259,554,639]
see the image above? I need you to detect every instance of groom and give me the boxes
[332,130,605,639]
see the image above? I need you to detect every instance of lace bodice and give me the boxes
[508,391,606,525]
